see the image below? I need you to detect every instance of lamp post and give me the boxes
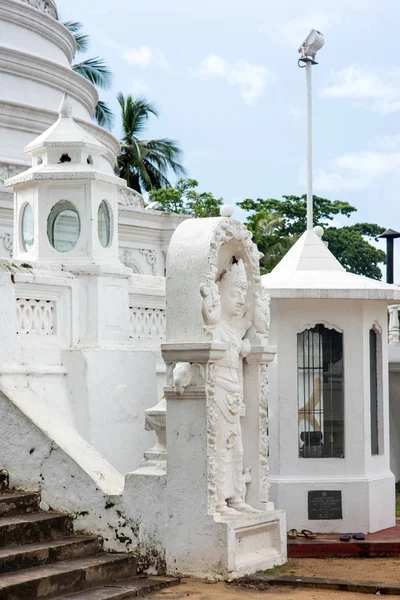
[378,229,400,284]
[298,29,324,230]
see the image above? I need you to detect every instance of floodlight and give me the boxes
[298,29,324,62]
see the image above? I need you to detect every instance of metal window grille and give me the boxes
[297,324,344,458]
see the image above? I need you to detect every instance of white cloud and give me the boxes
[196,53,275,105]
[287,105,302,120]
[129,79,152,96]
[314,150,400,192]
[322,65,400,114]
[122,45,169,70]
[371,134,400,150]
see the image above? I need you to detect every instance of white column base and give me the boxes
[270,472,395,534]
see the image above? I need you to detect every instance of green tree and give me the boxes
[117,94,186,193]
[237,194,385,279]
[149,178,223,217]
[63,21,114,130]
[249,212,298,274]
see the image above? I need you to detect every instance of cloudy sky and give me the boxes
[59,0,400,265]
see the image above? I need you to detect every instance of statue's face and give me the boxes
[220,285,247,319]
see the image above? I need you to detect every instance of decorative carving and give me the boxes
[0,233,13,257]
[19,0,58,19]
[118,188,144,209]
[259,364,270,503]
[202,258,261,519]
[172,362,192,395]
[129,307,166,340]
[198,218,271,517]
[167,362,205,387]
[140,249,157,275]
[16,299,55,336]
[0,164,26,189]
[389,305,400,344]
[120,249,143,274]
[143,397,167,467]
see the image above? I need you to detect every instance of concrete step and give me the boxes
[0,553,137,599]
[0,512,73,548]
[0,490,40,516]
[55,576,179,599]
[0,535,102,574]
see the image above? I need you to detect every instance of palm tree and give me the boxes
[63,21,114,130]
[249,212,297,274]
[117,93,187,193]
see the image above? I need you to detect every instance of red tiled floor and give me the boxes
[288,519,400,558]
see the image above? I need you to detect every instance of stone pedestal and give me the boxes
[162,342,286,579]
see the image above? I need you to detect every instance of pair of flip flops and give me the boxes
[287,529,316,539]
[340,532,365,541]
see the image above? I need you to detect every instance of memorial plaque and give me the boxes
[308,490,342,520]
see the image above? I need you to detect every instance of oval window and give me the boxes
[47,200,80,253]
[98,200,112,248]
[21,203,34,252]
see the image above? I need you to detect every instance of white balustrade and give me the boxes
[16,298,55,336]
[389,305,400,344]
[129,306,166,340]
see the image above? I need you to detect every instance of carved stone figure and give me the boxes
[202,259,259,518]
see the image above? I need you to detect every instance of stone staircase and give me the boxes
[0,471,176,599]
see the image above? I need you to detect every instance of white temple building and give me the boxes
[263,227,400,533]
[3,1,400,593]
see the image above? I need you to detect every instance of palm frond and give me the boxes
[118,93,158,138]
[63,21,89,54]
[93,100,114,130]
[144,138,187,177]
[72,57,112,90]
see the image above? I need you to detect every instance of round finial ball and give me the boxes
[220,204,233,218]
[313,225,324,238]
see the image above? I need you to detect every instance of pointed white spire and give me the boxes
[58,93,73,119]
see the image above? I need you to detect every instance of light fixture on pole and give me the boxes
[298,29,324,230]
[378,228,400,284]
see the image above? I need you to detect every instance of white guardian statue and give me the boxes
[162,210,286,579]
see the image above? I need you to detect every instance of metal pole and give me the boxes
[306,61,313,230]
[387,237,394,284]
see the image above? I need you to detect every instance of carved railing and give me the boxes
[16,298,55,336]
[389,305,400,344]
[129,306,165,340]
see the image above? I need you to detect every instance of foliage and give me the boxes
[117,94,186,193]
[63,21,114,130]
[238,194,356,236]
[237,194,385,279]
[248,212,297,274]
[148,178,223,217]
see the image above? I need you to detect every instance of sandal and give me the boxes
[300,529,316,539]
[353,532,365,540]
[340,534,351,541]
[287,529,298,539]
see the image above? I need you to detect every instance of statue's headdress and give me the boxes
[218,258,248,292]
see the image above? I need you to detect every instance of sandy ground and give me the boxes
[283,557,400,583]
[147,578,377,599]
[146,559,400,599]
